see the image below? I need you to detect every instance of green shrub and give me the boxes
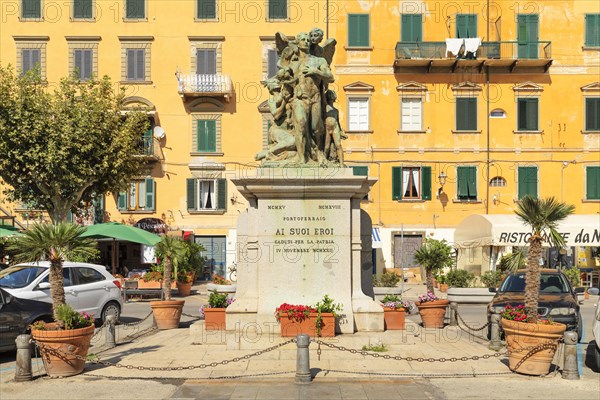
[208,291,228,308]
[362,343,387,352]
[563,267,581,287]
[372,271,400,287]
[480,270,503,288]
[445,269,475,288]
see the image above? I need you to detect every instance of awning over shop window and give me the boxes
[372,228,382,249]
[454,214,600,248]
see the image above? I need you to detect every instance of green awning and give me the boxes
[81,222,160,246]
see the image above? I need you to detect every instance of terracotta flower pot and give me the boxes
[416,299,449,328]
[177,281,192,297]
[383,308,406,330]
[502,318,566,375]
[150,300,185,329]
[32,323,95,377]
[278,312,335,337]
[439,283,449,293]
[204,308,226,330]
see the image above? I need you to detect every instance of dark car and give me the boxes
[0,288,53,352]
[487,269,584,341]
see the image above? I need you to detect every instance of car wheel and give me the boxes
[101,302,121,324]
[576,313,583,342]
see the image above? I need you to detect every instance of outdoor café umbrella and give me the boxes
[81,222,161,274]
[0,225,22,238]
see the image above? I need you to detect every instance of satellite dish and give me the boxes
[153,126,165,139]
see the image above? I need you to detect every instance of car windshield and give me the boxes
[0,266,46,289]
[499,273,570,293]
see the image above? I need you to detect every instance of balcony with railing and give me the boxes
[134,136,161,162]
[176,73,233,101]
[394,40,552,73]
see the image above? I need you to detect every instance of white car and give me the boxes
[0,262,122,323]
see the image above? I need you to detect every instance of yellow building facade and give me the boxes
[1,1,599,279]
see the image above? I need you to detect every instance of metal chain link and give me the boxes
[456,311,491,332]
[312,339,506,362]
[33,338,295,372]
[322,369,514,378]
[512,340,559,371]
[116,311,153,327]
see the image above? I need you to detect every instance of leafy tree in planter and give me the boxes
[155,236,185,301]
[515,196,574,323]
[414,239,454,294]
[0,67,148,223]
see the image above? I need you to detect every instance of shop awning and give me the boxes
[372,228,382,249]
[454,214,600,248]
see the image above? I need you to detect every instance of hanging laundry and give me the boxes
[445,39,464,57]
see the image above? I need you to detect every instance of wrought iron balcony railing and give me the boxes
[177,73,233,100]
[395,41,552,61]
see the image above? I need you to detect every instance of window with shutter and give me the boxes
[518,166,538,199]
[348,98,369,131]
[517,98,539,131]
[392,167,402,200]
[456,14,477,38]
[197,120,217,152]
[73,0,92,19]
[74,49,93,80]
[585,98,600,132]
[126,0,145,19]
[21,49,41,75]
[196,49,217,75]
[586,166,600,200]
[267,49,279,78]
[517,14,539,59]
[585,14,600,47]
[22,0,41,18]
[421,166,432,200]
[268,0,287,20]
[117,192,127,210]
[401,14,422,42]
[197,0,216,20]
[352,166,368,176]
[217,179,227,210]
[401,167,421,199]
[126,49,145,81]
[145,178,155,210]
[456,98,477,131]
[186,179,197,210]
[401,98,422,131]
[348,14,370,47]
[457,166,477,200]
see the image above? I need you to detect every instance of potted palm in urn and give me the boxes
[8,223,98,377]
[150,235,186,329]
[414,238,454,328]
[501,196,575,375]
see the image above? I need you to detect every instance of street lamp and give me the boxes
[437,171,447,198]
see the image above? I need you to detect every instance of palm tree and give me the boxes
[8,223,97,323]
[155,235,185,301]
[414,238,454,294]
[515,196,575,323]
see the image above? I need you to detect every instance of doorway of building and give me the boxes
[394,234,424,278]
[194,236,226,279]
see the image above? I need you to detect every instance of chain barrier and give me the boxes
[312,339,506,363]
[456,311,491,332]
[181,312,201,320]
[322,369,514,378]
[116,311,154,327]
[511,340,560,371]
[32,338,295,372]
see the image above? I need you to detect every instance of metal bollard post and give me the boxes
[489,314,503,351]
[449,302,458,327]
[15,334,32,382]
[295,334,311,384]
[562,331,579,380]
[105,315,117,349]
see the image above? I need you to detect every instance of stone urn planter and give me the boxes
[204,308,226,330]
[206,283,236,298]
[502,318,566,375]
[177,281,192,297]
[416,299,449,328]
[447,288,495,304]
[278,312,335,337]
[373,287,402,302]
[32,323,95,377]
[150,300,185,329]
[383,308,406,330]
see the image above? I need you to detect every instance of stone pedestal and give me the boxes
[227,168,383,334]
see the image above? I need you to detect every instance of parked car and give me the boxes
[0,288,53,352]
[487,269,584,341]
[0,262,122,324]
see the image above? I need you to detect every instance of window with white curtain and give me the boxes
[401,98,422,131]
[348,97,370,131]
[198,180,216,210]
[402,167,421,199]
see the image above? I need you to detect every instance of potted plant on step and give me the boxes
[372,270,401,301]
[150,235,185,329]
[200,291,235,330]
[275,295,342,337]
[501,196,575,375]
[176,270,194,297]
[206,273,236,298]
[381,294,413,330]
[8,223,98,377]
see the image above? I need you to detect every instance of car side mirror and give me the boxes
[488,287,497,293]
[574,287,585,294]
[36,282,51,290]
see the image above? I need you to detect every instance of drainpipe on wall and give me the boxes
[326,0,329,39]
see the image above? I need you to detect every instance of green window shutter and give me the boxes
[401,14,422,42]
[73,0,92,19]
[392,167,403,200]
[196,49,216,75]
[456,98,477,131]
[143,127,153,155]
[74,49,92,80]
[586,166,600,200]
[517,14,539,59]
[518,166,538,199]
[585,14,600,47]
[348,14,369,47]
[457,166,477,200]
[421,166,432,200]
[267,49,279,78]
[353,166,368,176]
[585,98,600,131]
[518,98,538,131]
[197,0,216,19]
[145,178,155,210]
[92,196,104,224]
[268,0,287,20]
[126,0,145,18]
[117,192,127,210]
[197,120,217,152]
[22,0,41,18]
[186,179,197,210]
[217,179,227,210]
[456,14,477,38]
